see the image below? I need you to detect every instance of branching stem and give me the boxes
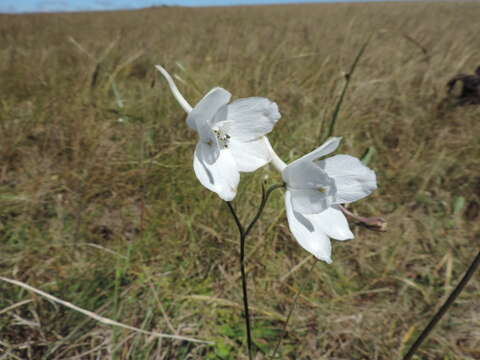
[226,183,284,360]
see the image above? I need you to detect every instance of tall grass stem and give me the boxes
[322,36,372,142]
[402,250,480,360]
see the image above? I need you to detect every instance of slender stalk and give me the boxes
[403,250,480,360]
[239,222,253,360]
[226,201,244,237]
[240,241,252,359]
[245,183,286,238]
[322,35,372,142]
[270,258,318,359]
[226,201,253,360]
[155,65,193,113]
[225,183,284,360]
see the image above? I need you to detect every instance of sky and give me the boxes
[0,0,420,14]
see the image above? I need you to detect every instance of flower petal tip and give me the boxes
[269,101,281,121]
[220,193,236,202]
[336,233,355,241]
[322,256,333,264]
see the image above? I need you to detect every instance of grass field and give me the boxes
[1,2,480,359]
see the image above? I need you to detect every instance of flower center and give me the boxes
[212,127,231,149]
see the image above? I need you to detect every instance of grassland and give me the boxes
[1,2,480,359]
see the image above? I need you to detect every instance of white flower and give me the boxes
[156,65,281,201]
[267,137,377,263]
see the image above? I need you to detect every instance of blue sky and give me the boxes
[0,0,415,13]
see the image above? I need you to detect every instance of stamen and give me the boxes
[212,126,230,149]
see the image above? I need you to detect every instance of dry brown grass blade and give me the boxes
[279,255,313,283]
[0,299,32,315]
[0,277,213,345]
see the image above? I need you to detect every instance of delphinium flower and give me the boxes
[156,65,281,201]
[266,137,377,263]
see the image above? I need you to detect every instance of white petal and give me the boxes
[193,145,239,201]
[292,137,342,164]
[226,97,281,141]
[155,65,193,114]
[318,154,377,204]
[283,160,332,190]
[289,188,334,214]
[211,104,228,126]
[312,205,354,241]
[228,137,270,172]
[285,191,333,263]
[187,87,231,133]
[196,140,220,165]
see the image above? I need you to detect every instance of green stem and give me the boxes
[245,183,285,238]
[225,183,284,360]
[403,250,480,360]
[226,201,253,360]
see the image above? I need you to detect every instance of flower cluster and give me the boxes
[156,65,377,263]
